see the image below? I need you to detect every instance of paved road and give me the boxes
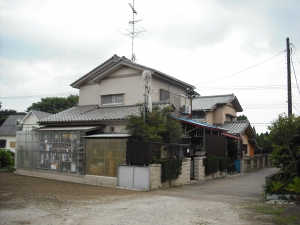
[152,167,278,203]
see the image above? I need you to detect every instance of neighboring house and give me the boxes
[15,54,199,183]
[38,54,197,134]
[0,110,52,152]
[192,94,259,158]
[0,115,24,152]
[220,120,258,157]
[20,110,52,131]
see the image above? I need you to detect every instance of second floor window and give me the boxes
[102,94,123,105]
[160,89,181,109]
[192,111,206,119]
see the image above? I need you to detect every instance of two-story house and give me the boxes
[192,94,258,158]
[15,54,205,186]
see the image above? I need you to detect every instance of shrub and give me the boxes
[219,157,230,171]
[0,148,15,170]
[156,158,182,183]
[205,155,219,175]
[285,177,300,196]
[270,180,284,194]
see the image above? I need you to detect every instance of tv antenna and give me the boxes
[119,0,149,62]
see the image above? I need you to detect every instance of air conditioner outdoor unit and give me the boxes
[182,105,191,114]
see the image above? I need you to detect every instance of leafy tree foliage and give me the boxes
[268,114,300,181]
[0,109,25,126]
[26,95,79,114]
[255,132,273,154]
[237,115,248,120]
[125,105,182,144]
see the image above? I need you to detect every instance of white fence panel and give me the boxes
[117,165,150,190]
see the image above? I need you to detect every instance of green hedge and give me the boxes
[219,157,230,171]
[156,158,182,182]
[205,155,219,175]
[0,148,15,170]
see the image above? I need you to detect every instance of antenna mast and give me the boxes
[121,0,148,62]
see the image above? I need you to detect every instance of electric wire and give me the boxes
[291,43,300,55]
[194,50,286,85]
[0,92,78,99]
[293,104,300,114]
[290,51,300,95]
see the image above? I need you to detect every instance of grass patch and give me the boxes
[246,202,300,225]
[254,204,285,215]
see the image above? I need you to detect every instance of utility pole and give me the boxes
[286,37,292,116]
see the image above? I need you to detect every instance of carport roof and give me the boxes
[172,116,227,131]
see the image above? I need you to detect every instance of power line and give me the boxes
[197,84,299,90]
[293,104,300,114]
[0,92,78,99]
[194,50,286,85]
[291,43,300,55]
[0,87,73,92]
[290,51,300,95]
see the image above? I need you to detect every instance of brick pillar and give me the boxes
[194,156,205,181]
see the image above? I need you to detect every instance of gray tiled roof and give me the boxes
[71,54,195,90]
[31,110,52,120]
[0,115,25,136]
[39,103,172,124]
[217,120,255,138]
[192,94,243,112]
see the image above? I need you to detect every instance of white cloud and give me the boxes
[0,0,300,134]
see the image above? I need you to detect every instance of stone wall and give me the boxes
[193,156,227,181]
[241,154,271,173]
[150,158,191,190]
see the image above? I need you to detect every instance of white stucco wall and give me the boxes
[79,83,100,106]
[22,114,39,131]
[77,67,189,109]
[0,135,16,152]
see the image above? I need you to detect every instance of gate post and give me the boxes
[194,156,205,181]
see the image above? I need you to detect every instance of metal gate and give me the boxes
[190,158,194,179]
[117,165,150,190]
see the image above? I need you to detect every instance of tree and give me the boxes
[125,105,182,144]
[26,94,79,114]
[255,132,272,154]
[237,115,248,120]
[268,114,300,181]
[0,109,26,126]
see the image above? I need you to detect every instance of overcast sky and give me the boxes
[0,0,300,134]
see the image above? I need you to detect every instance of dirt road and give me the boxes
[0,169,293,225]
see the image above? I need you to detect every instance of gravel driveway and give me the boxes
[0,169,277,225]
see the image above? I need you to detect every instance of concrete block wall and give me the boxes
[150,158,190,190]
[241,154,272,173]
[16,169,118,187]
